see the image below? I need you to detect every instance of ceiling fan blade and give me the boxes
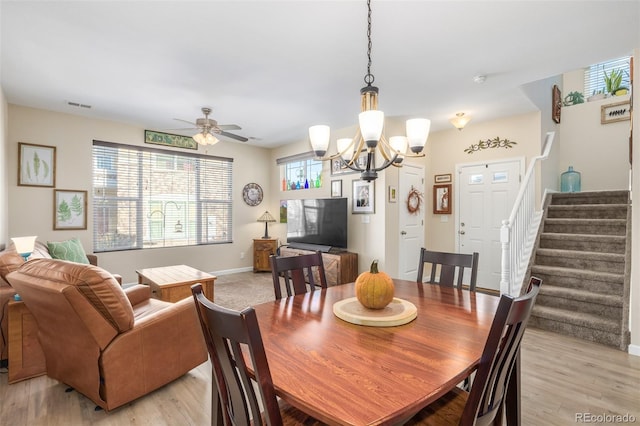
[218,131,249,142]
[217,124,241,131]
[173,118,197,126]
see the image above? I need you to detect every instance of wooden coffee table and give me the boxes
[136,264,216,303]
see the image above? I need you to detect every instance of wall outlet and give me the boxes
[240,252,245,259]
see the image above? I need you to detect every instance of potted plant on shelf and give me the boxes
[603,67,628,96]
[587,89,606,102]
[563,91,584,106]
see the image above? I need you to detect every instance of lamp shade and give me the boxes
[257,211,276,239]
[12,236,37,260]
[389,136,408,164]
[450,113,471,130]
[406,118,430,153]
[337,138,355,162]
[193,132,219,146]
[358,110,384,147]
[309,125,331,157]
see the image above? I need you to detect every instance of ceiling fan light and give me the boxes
[193,132,219,146]
[406,118,430,153]
[358,110,384,148]
[309,125,330,157]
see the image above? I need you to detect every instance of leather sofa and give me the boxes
[0,241,120,362]
[6,258,207,411]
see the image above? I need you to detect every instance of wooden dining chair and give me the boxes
[269,251,327,299]
[416,248,479,291]
[191,283,323,426]
[404,276,542,426]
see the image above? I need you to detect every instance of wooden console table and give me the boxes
[136,264,216,303]
[8,300,46,384]
[279,247,358,286]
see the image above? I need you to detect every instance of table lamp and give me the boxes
[257,211,276,239]
[12,236,37,261]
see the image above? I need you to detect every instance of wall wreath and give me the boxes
[407,186,423,215]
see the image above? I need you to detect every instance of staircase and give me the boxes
[527,190,631,350]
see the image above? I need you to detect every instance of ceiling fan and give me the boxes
[174,107,248,145]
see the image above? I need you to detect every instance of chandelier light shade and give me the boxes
[193,131,220,146]
[11,235,37,261]
[257,211,276,239]
[308,0,430,182]
[450,112,471,131]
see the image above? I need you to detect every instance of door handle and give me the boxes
[400,231,407,235]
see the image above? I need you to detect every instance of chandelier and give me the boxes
[309,0,430,182]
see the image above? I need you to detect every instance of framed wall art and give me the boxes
[144,130,198,150]
[433,184,451,215]
[331,180,342,197]
[601,101,630,124]
[352,180,375,214]
[18,142,56,187]
[54,189,87,230]
[552,84,561,124]
[388,185,397,203]
[434,173,452,183]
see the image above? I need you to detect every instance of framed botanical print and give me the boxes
[54,189,87,230]
[18,142,56,187]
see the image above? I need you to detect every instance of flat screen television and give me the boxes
[286,198,348,252]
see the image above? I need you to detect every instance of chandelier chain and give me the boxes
[364,0,374,86]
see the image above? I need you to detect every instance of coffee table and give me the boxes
[136,264,216,303]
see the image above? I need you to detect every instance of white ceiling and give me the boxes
[2,1,638,149]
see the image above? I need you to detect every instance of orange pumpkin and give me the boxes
[355,260,395,309]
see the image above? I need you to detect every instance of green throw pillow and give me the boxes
[47,238,90,264]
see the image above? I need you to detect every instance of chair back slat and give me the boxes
[417,248,479,291]
[270,251,327,299]
[461,277,542,425]
[191,284,283,426]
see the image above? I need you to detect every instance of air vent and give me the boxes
[67,101,92,109]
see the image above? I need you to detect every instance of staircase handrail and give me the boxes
[500,131,555,295]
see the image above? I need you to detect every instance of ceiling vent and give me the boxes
[67,101,92,109]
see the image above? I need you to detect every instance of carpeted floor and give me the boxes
[213,271,276,310]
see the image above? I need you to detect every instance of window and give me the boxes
[277,152,323,190]
[584,56,630,97]
[92,140,233,252]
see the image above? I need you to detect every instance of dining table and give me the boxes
[248,279,502,426]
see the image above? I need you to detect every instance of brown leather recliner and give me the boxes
[6,258,207,411]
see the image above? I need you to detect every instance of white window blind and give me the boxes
[92,140,233,252]
[584,56,630,96]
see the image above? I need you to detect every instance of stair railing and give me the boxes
[500,131,555,295]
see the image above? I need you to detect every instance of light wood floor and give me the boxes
[1,272,638,425]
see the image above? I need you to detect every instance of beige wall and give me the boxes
[425,112,541,252]
[0,89,7,248]
[629,48,640,356]
[7,105,273,282]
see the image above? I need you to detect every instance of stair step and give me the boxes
[534,248,625,274]
[539,233,626,253]
[537,286,623,318]
[528,308,626,349]
[546,204,628,219]
[543,218,626,236]
[529,265,623,294]
[550,191,629,205]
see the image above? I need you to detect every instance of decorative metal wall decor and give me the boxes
[144,130,198,150]
[464,137,517,154]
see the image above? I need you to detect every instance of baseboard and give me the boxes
[211,266,253,276]
[628,343,640,357]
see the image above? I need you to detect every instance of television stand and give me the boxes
[279,246,358,286]
[287,242,332,253]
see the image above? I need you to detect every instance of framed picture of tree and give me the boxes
[54,189,87,230]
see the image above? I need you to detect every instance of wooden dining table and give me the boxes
[249,279,501,425]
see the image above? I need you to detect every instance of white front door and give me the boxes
[398,163,425,280]
[457,159,523,291]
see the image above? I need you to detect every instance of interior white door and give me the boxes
[457,160,522,291]
[398,163,425,280]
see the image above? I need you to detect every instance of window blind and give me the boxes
[92,140,233,252]
[584,56,630,97]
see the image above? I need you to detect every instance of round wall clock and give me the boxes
[242,183,263,206]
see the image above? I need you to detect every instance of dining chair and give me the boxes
[191,283,323,426]
[404,276,542,426]
[269,251,327,299]
[416,248,479,291]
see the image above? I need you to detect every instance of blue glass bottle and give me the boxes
[561,166,581,193]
